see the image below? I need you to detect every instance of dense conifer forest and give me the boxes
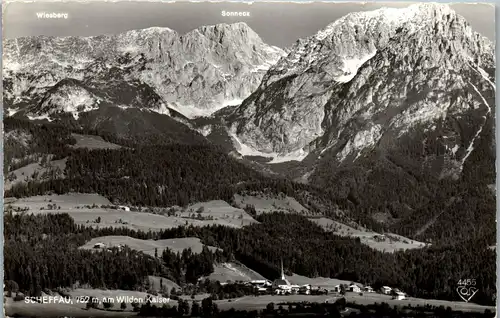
[4,212,496,306]
[3,118,496,309]
[5,118,495,246]
[157,213,496,306]
[4,118,75,173]
[4,212,225,294]
[311,117,496,245]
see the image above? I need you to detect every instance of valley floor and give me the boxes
[5,292,495,317]
[4,193,495,316]
[5,194,256,231]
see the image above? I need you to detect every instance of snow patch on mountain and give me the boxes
[168,99,243,119]
[230,130,273,158]
[3,22,286,119]
[27,114,54,122]
[6,108,20,117]
[334,50,377,83]
[197,126,213,137]
[475,65,495,91]
[3,60,23,72]
[268,148,309,164]
[222,99,244,108]
[148,103,171,116]
[461,82,492,167]
[229,128,309,164]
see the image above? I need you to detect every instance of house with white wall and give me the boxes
[380,286,392,294]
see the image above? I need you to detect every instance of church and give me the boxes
[272,260,299,294]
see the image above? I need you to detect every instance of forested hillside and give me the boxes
[4,117,495,244]
[4,212,496,306]
[3,119,496,308]
[311,116,496,245]
[4,119,351,219]
[4,118,75,173]
[4,212,226,295]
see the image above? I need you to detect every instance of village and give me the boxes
[92,239,409,303]
[243,261,407,301]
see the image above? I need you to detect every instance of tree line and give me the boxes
[4,212,226,295]
[5,212,495,306]
[4,117,75,173]
[311,115,496,245]
[7,117,493,245]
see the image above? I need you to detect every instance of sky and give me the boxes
[2,1,495,48]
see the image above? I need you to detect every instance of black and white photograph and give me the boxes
[2,1,497,317]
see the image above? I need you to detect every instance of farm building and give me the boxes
[299,284,311,295]
[118,206,130,212]
[380,286,392,294]
[332,285,341,293]
[249,280,272,293]
[93,243,105,249]
[348,284,361,293]
[364,286,374,293]
[250,280,271,287]
[393,291,406,300]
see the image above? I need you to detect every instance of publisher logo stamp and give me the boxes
[456,279,478,302]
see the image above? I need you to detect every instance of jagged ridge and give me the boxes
[3,22,286,119]
[229,3,494,164]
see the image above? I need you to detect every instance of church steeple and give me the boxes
[280,258,285,280]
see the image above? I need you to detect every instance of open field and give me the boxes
[80,236,221,255]
[6,195,256,231]
[212,293,495,313]
[207,262,267,283]
[214,295,339,311]
[173,200,258,227]
[5,157,67,191]
[233,193,309,215]
[286,274,359,289]
[310,217,427,253]
[344,292,495,313]
[6,290,494,317]
[7,193,113,206]
[71,133,122,150]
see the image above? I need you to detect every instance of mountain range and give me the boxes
[3,2,496,243]
[3,22,285,119]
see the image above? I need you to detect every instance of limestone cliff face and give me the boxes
[230,3,494,163]
[3,23,285,119]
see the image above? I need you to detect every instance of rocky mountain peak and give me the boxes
[262,3,490,88]
[230,3,494,165]
[3,23,286,119]
[29,78,101,121]
[196,22,257,38]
